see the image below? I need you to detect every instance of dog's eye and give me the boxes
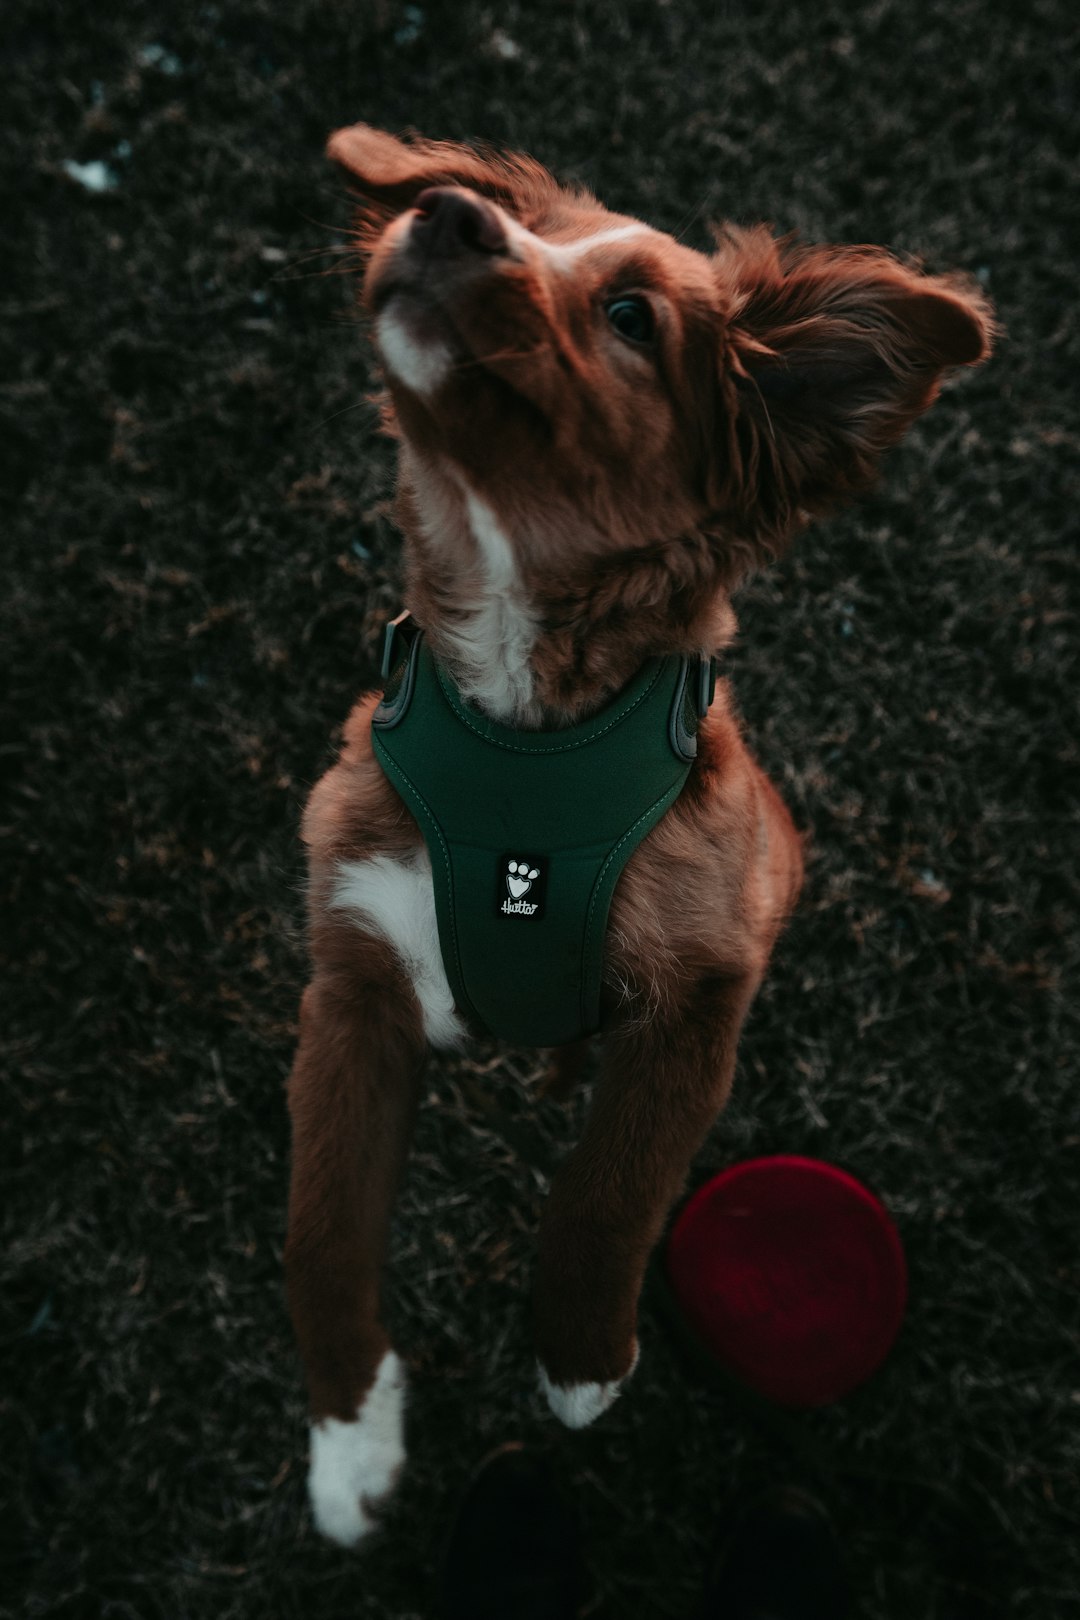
[604,295,655,345]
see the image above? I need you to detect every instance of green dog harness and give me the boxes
[372,615,714,1048]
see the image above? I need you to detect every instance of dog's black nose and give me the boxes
[412,187,508,257]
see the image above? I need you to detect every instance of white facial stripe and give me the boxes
[375,308,452,395]
[308,1350,407,1546]
[542,222,655,266]
[504,219,654,271]
[438,492,537,723]
[330,850,465,1050]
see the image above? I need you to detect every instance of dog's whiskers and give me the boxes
[671,189,711,246]
[312,398,381,433]
[451,342,548,372]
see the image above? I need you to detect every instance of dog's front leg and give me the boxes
[533,972,758,1426]
[285,971,425,1546]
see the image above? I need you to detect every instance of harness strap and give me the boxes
[372,618,710,1047]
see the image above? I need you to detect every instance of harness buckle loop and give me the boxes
[380,610,416,682]
[695,655,717,720]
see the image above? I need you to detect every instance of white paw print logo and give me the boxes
[506,859,539,900]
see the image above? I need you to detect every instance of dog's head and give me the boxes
[330,123,993,594]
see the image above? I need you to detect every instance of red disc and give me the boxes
[664,1156,907,1407]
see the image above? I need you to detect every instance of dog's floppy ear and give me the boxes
[711,226,995,553]
[327,123,557,245]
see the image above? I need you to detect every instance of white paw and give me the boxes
[308,1350,406,1547]
[538,1343,639,1429]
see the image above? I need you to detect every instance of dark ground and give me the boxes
[3,1,1079,1616]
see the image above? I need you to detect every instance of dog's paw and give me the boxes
[308,1350,406,1547]
[538,1342,639,1429]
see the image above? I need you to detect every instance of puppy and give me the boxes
[285,124,992,1546]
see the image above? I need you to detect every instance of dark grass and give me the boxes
[3,1,1079,1615]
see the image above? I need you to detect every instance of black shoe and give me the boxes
[438,1444,584,1620]
[700,1487,852,1620]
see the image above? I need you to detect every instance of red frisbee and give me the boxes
[664,1156,907,1408]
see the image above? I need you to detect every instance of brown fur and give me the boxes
[285,125,992,1517]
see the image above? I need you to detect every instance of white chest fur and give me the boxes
[438,491,538,724]
[330,849,465,1049]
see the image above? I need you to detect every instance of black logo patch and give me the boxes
[495,853,548,920]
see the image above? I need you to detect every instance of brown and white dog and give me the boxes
[285,124,992,1545]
